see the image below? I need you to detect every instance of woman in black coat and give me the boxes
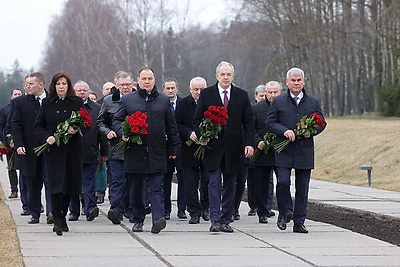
[34,72,84,236]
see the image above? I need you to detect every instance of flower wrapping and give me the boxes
[187,106,228,160]
[34,108,92,156]
[114,111,148,153]
[274,112,325,153]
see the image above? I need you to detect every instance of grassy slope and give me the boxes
[312,117,400,192]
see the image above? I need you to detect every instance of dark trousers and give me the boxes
[163,158,185,214]
[199,167,209,211]
[254,165,273,217]
[69,194,80,216]
[208,168,237,224]
[127,172,164,223]
[246,167,257,210]
[266,168,275,210]
[26,156,51,218]
[7,152,18,192]
[183,166,203,217]
[82,163,97,215]
[19,173,28,211]
[234,164,249,213]
[109,159,125,214]
[276,167,310,225]
[51,193,71,226]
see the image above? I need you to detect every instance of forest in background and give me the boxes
[1,0,400,117]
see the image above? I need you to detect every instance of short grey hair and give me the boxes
[114,71,132,84]
[265,81,281,90]
[254,84,266,96]
[216,61,235,74]
[286,67,304,79]
[189,76,207,88]
[74,80,90,89]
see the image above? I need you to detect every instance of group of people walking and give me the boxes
[0,61,326,236]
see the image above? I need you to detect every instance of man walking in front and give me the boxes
[113,68,180,234]
[194,61,254,233]
[266,67,326,233]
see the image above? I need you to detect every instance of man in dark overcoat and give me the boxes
[11,72,52,224]
[113,68,180,234]
[251,81,282,224]
[266,67,326,233]
[175,76,210,224]
[193,61,255,233]
[74,81,108,221]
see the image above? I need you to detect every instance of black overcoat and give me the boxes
[251,100,276,166]
[174,94,200,167]
[34,95,84,195]
[11,94,43,176]
[193,83,254,174]
[266,89,326,169]
[82,99,108,164]
[113,87,180,174]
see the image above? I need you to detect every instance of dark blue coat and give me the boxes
[113,87,180,174]
[175,94,200,167]
[251,100,276,166]
[266,89,326,169]
[193,83,254,174]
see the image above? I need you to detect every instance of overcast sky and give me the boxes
[0,0,235,73]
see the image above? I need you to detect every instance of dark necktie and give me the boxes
[293,96,299,106]
[223,90,229,108]
[36,96,41,106]
[170,101,175,112]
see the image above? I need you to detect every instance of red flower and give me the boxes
[115,111,148,152]
[187,105,229,160]
[79,108,92,127]
[0,145,8,155]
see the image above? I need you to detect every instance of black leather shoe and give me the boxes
[259,216,268,224]
[201,209,210,221]
[20,209,30,216]
[277,214,287,230]
[68,213,79,221]
[293,224,308,233]
[230,215,234,222]
[286,212,293,223]
[87,207,99,221]
[164,213,170,220]
[28,217,39,224]
[189,216,200,224]
[177,210,187,219]
[267,210,275,217]
[96,195,104,204]
[47,213,54,224]
[9,191,18,198]
[132,222,143,232]
[220,223,234,233]
[233,211,240,220]
[248,208,257,216]
[53,225,63,236]
[107,209,122,224]
[151,217,166,234]
[209,221,221,232]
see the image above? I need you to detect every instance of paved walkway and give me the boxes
[1,161,400,266]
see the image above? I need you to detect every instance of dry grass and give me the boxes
[0,186,23,266]
[313,116,400,192]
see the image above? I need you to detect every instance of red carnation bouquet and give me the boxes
[34,108,92,156]
[114,111,148,152]
[187,106,228,160]
[274,112,325,153]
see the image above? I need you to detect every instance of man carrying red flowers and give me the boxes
[266,67,326,234]
[113,68,180,234]
[193,61,254,233]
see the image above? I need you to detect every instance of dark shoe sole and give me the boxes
[53,225,63,236]
[107,210,121,224]
[151,218,166,234]
[87,207,99,221]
